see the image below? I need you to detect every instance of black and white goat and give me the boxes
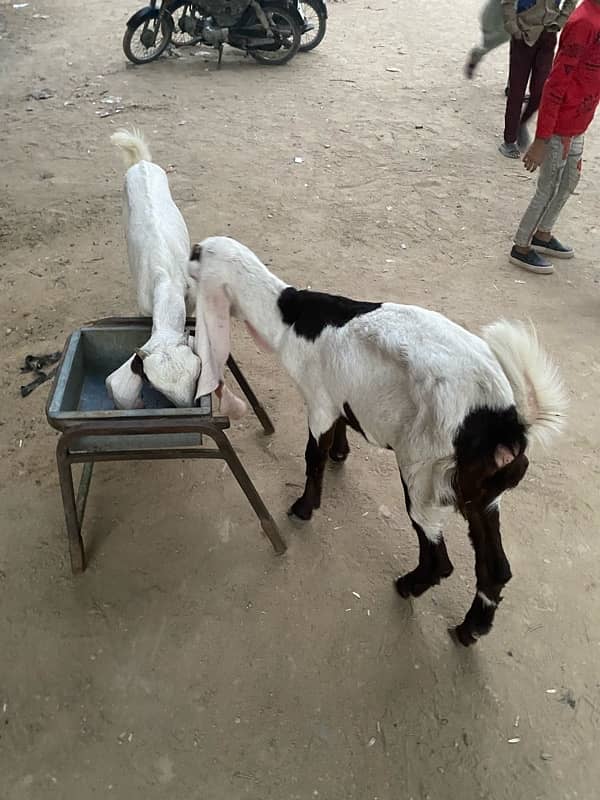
[188,235,567,645]
[105,129,246,417]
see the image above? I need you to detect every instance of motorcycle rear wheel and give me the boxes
[249,7,301,65]
[123,14,174,65]
[298,0,326,52]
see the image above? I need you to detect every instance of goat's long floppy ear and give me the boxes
[106,355,144,410]
[193,282,232,405]
[216,382,247,419]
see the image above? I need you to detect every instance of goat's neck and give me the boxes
[148,275,187,348]
[229,262,289,351]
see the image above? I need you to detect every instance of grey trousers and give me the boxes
[469,0,510,66]
[514,135,584,247]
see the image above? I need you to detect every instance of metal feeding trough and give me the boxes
[46,317,286,573]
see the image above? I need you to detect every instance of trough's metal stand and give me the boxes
[226,355,274,435]
[55,358,285,574]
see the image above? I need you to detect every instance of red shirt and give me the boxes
[536,0,600,139]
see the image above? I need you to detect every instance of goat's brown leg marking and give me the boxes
[329,418,350,463]
[395,476,453,598]
[454,504,511,646]
[289,425,336,521]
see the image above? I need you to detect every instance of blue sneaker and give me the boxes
[509,246,554,275]
[531,235,574,259]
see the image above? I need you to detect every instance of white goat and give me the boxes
[105,128,200,408]
[188,235,567,645]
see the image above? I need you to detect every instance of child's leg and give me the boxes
[514,137,567,249]
[504,38,535,144]
[536,136,584,237]
[521,31,557,126]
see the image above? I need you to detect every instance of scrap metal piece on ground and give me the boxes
[19,351,62,397]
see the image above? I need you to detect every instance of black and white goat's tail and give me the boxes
[110,128,152,168]
[482,319,568,447]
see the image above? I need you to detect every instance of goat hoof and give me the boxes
[288,512,310,525]
[329,448,350,464]
[451,624,479,647]
[288,500,313,522]
[395,575,412,599]
[436,556,454,580]
[395,572,432,599]
[438,564,454,580]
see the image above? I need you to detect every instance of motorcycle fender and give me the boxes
[126,6,161,28]
[305,0,327,18]
[260,0,306,28]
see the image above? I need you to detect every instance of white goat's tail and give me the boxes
[482,319,568,448]
[110,128,152,168]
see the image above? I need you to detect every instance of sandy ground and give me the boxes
[1,0,599,798]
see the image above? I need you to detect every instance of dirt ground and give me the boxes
[1,0,599,797]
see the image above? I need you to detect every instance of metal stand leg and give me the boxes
[76,463,94,525]
[56,439,86,574]
[227,355,275,435]
[206,426,286,555]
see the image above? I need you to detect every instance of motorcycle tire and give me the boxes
[123,14,174,65]
[249,7,301,65]
[298,0,326,52]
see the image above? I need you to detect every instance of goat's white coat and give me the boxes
[188,236,566,538]
[106,129,201,409]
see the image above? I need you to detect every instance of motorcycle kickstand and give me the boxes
[217,43,223,68]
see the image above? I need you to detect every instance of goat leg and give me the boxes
[395,527,453,598]
[395,476,453,598]
[329,418,350,463]
[289,425,335,521]
[453,504,512,646]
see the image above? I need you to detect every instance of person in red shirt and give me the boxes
[509,0,600,274]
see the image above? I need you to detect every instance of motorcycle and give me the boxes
[123,0,304,66]
[166,0,327,53]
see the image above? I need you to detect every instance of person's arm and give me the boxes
[557,0,578,30]
[524,18,592,171]
[501,0,521,38]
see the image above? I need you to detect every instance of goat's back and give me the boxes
[122,161,190,314]
[282,303,516,457]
